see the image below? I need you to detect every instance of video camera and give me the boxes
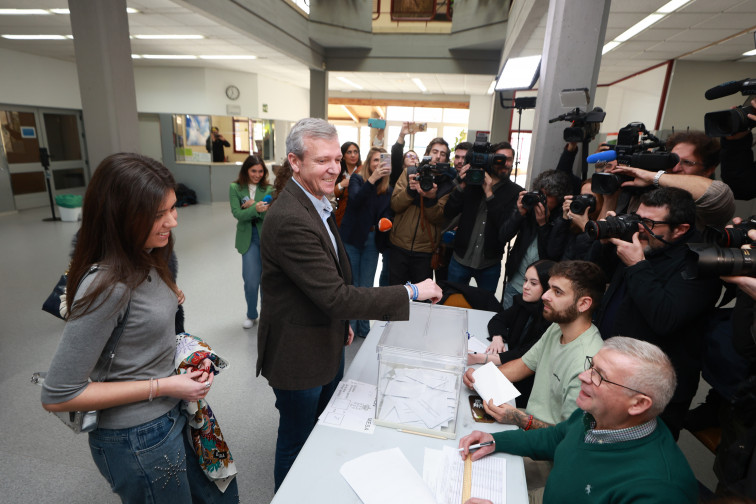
[703,78,756,137]
[464,132,509,185]
[409,156,455,192]
[585,213,642,242]
[549,107,606,143]
[590,122,679,194]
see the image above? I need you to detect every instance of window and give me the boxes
[233,118,252,153]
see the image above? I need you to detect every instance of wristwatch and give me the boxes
[653,170,665,188]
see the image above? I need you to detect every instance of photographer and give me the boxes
[498,170,572,309]
[389,137,454,285]
[389,121,421,187]
[720,98,756,200]
[593,187,721,439]
[607,130,734,229]
[443,141,522,293]
[544,180,602,262]
[205,126,230,162]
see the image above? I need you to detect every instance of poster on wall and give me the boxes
[185,115,210,146]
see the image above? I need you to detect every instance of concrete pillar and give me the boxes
[490,93,514,145]
[526,0,610,187]
[309,68,328,120]
[68,0,140,170]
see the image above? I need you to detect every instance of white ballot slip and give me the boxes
[317,379,377,434]
[423,446,506,504]
[472,361,521,407]
[340,447,438,504]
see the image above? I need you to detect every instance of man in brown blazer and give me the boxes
[258,118,442,490]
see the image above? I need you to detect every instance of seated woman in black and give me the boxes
[467,259,554,407]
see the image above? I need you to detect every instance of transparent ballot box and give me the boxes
[375,303,468,439]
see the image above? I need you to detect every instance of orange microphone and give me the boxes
[378,218,393,232]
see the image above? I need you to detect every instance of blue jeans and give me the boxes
[242,227,262,319]
[88,404,238,503]
[447,257,501,293]
[344,232,379,337]
[272,351,345,491]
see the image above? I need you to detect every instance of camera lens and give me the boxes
[684,244,756,279]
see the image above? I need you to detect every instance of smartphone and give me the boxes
[368,118,386,129]
[416,123,427,132]
[241,196,250,204]
[379,153,391,170]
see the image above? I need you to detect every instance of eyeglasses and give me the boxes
[631,213,671,231]
[584,356,648,396]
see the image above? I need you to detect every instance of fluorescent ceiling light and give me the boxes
[743,49,756,57]
[1,34,66,40]
[199,55,257,60]
[49,8,138,14]
[131,54,142,59]
[602,41,621,55]
[337,76,363,90]
[141,54,198,60]
[656,0,692,14]
[0,9,50,15]
[341,105,358,123]
[133,34,205,40]
[412,77,428,93]
[494,55,541,91]
[486,79,496,95]
[615,13,664,42]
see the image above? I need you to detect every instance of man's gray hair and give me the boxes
[603,337,676,417]
[286,118,338,158]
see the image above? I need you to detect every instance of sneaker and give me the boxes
[243,318,256,329]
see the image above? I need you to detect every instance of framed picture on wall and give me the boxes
[185,115,210,146]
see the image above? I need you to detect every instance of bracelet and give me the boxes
[484,354,489,363]
[653,170,665,187]
[524,414,533,431]
[405,281,419,301]
[148,377,154,402]
[155,379,160,399]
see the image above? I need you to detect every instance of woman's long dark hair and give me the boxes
[67,153,179,319]
[339,141,361,178]
[235,154,269,188]
[529,259,555,293]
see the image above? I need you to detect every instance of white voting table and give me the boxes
[271,305,528,504]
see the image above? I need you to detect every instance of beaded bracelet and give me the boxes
[148,377,154,402]
[524,414,534,431]
[404,281,419,301]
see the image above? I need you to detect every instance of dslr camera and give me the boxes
[591,123,679,194]
[464,132,509,185]
[569,194,596,216]
[521,191,547,211]
[704,78,756,137]
[684,243,756,279]
[409,157,455,192]
[702,216,756,248]
[585,213,641,242]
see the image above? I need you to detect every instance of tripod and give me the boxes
[40,147,60,222]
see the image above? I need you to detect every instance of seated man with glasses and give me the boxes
[607,130,734,230]
[593,186,721,439]
[460,337,698,504]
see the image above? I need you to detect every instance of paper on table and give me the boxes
[472,361,521,407]
[340,447,438,504]
[423,446,506,504]
[317,379,377,434]
[468,337,508,354]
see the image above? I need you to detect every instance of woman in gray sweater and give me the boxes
[41,153,238,503]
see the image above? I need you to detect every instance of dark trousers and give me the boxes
[272,351,345,491]
[388,245,433,285]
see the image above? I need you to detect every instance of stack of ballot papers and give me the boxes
[423,446,506,504]
[317,379,377,434]
[377,367,459,432]
[472,362,521,407]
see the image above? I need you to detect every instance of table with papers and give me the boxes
[270,306,528,504]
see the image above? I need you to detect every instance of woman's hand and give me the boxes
[486,335,506,354]
[241,199,254,209]
[161,370,214,402]
[562,195,572,220]
[177,289,185,305]
[255,200,270,213]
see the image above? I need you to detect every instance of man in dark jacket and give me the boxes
[593,186,721,439]
[444,141,522,293]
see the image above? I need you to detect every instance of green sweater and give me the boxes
[492,409,698,504]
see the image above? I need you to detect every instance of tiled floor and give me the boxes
[0,202,717,503]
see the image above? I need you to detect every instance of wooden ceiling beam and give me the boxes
[329,97,469,109]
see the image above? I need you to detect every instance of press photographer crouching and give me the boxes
[592,187,722,439]
[602,130,734,230]
[543,180,604,262]
[499,170,572,309]
[443,140,523,293]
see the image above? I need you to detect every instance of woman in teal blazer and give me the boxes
[230,154,274,328]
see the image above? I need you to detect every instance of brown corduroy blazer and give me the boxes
[257,179,410,390]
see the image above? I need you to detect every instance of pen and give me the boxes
[458,440,494,452]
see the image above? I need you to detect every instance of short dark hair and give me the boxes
[639,187,696,229]
[549,260,606,314]
[665,131,720,174]
[533,169,572,201]
[424,137,450,161]
[455,141,473,152]
[490,141,515,160]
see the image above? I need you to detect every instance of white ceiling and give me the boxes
[0,0,754,97]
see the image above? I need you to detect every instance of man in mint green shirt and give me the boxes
[464,260,605,430]
[460,337,697,504]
